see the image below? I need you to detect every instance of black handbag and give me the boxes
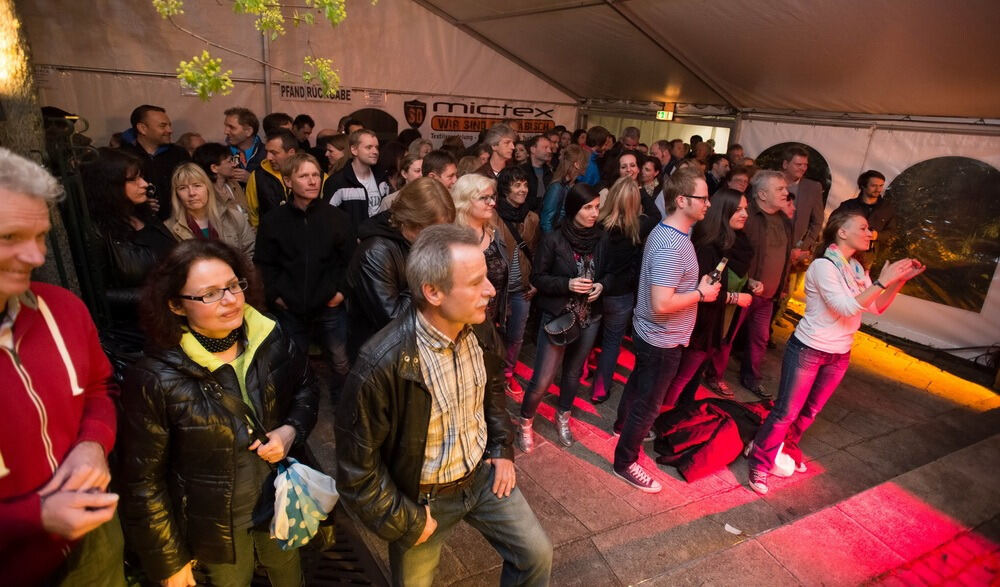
[543,312,580,346]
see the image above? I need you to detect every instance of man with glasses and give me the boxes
[741,170,793,399]
[255,153,356,401]
[612,168,721,493]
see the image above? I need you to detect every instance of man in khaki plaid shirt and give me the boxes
[336,224,552,586]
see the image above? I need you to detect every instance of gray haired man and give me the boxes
[336,224,552,586]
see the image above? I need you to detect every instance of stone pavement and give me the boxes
[312,315,1000,586]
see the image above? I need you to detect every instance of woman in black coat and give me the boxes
[120,240,318,587]
[81,148,176,332]
[517,184,611,452]
[662,188,756,407]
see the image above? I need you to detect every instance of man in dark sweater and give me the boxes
[118,104,190,220]
[255,153,356,399]
[520,134,553,211]
[741,170,793,399]
[836,170,896,258]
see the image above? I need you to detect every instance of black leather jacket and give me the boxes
[346,212,411,354]
[335,307,513,548]
[119,320,318,582]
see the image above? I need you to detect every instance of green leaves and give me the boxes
[177,50,234,101]
[152,0,184,17]
[303,56,341,97]
[156,0,378,101]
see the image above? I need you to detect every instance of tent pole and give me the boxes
[262,34,272,115]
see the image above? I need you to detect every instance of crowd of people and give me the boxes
[0,101,921,586]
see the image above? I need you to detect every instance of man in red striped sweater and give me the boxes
[0,148,123,585]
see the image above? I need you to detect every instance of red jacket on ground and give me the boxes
[0,282,118,584]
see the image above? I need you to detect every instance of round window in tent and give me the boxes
[875,156,1000,313]
[754,142,832,206]
[347,108,399,146]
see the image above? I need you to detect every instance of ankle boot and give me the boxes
[516,416,534,453]
[555,410,574,447]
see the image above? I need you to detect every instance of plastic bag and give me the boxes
[271,458,339,550]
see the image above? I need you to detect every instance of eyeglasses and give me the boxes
[683,194,709,201]
[476,195,497,204]
[177,278,249,304]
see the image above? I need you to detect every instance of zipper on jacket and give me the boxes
[2,346,59,473]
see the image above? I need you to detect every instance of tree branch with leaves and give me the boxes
[153,0,371,100]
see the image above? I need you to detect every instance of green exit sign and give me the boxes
[656,110,674,121]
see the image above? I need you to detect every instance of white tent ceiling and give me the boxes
[418,0,1000,119]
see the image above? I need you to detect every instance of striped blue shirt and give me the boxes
[632,222,700,348]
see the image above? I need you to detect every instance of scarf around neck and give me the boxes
[824,244,867,293]
[561,220,601,256]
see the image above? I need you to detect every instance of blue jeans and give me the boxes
[592,293,634,398]
[274,305,350,397]
[520,313,602,417]
[613,337,682,471]
[740,294,775,388]
[389,462,552,587]
[503,291,532,379]
[748,335,851,473]
[200,527,302,587]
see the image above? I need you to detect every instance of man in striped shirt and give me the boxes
[612,168,721,493]
[336,224,552,585]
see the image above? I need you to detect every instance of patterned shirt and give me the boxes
[415,311,488,484]
[632,222,700,348]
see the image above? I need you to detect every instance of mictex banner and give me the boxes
[274,83,577,146]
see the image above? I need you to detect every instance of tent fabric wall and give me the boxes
[21,0,576,144]
[740,119,1000,359]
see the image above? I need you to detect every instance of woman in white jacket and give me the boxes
[746,209,924,494]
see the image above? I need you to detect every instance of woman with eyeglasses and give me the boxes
[517,184,610,452]
[539,144,589,232]
[120,239,318,587]
[81,148,177,332]
[451,173,519,332]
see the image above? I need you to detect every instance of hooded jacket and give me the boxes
[254,198,356,315]
[244,159,288,228]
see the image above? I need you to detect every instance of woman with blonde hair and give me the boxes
[346,177,456,354]
[166,162,255,257]
[539,144,588,232]
[451,173,523,333]
[407,138,433,158]
[589,177,658,403]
